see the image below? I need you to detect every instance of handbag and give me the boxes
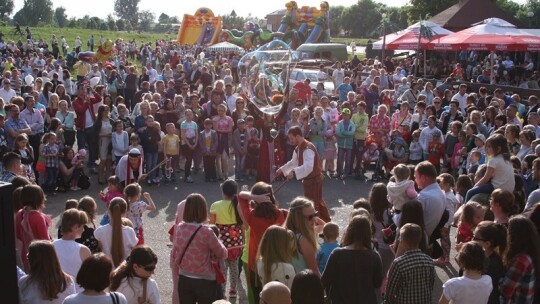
[77,171,91,189]
[178,225,203,266]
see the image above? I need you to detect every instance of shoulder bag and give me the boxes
[178,225,203,266]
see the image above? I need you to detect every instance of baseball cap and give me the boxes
[237,118,246,125]
[341,108,352,115]
[474,134,486,143]
[394,137,405,146]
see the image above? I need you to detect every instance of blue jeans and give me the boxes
[235,154,246,180]
[312,140,325,159]
[145,151,158,180]
[353,139,365,174]
[337,148,352,176]
[464,183,494,203]
[45,167,58,192]
[77,126,97,166]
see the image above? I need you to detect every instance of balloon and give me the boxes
[24,75,34,86]
[238,40,293,116]
[89,77,100,88]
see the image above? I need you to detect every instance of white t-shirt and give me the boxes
[487,154,515,192]
[94,224,138,265]
[19,275,76,304]
[256,260,296,289]
[332,69,345,87]
[442,275,492,304]
[63,292,127,304]
[115,277,160,304]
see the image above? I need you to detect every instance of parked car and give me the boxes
[288,68,335,96]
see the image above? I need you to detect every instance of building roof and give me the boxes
[429,0,524,32]
[266,9,287,17]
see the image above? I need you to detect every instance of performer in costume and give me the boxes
[115,148,147,186]
[277,126,331,222]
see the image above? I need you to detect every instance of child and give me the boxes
[468,151,481,175]
[457,201,485,244]
[443,121,462,173]
[124,183,156,245]
[209,180,243,299]
[464,134,515,203]
[129,133,144,157]
[455,175,473,205]
[256,225,297,289]
[232,119,248,182]
[473,221,507,304]
[362,142,380,177]
[41,132,60,194]
[336,108,355,179]
[180,109,198,183]
[245,127,260,180]
[440,242,492,304]
[451,130,467,176]
[98,176,124,225]
[419,115,442,159]
[427,130,444,173]
[323,129,337,177]
[199,118,218,182]
[387,164,417,224]
[435,173,459,266]
[140,116,161,184]
[408,130,423,164]
[112,120,129,166]
[316,222,339,273]
[13,134,35,183]
[162,122,181,183]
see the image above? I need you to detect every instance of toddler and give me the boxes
[457,202,485,244]
[468,151,481,175]
[199,118,218,182]
[323,129,337,176]
[41,132,60,194]
[362,142,380,175]
[387,164,417,224]
[98,176,125,225]
[124,183,156,245]
[427,131,444,173]
[317,222,340,273]
[435,173,459,266]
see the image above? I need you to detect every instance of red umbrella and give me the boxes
[428,18,540,51]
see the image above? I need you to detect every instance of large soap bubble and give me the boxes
[238,40,294,116]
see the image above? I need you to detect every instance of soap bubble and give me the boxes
[238,40,294,116]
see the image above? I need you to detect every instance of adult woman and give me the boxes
[102,94,119,120]
[53,209,92,283]
[162,63,174,82]
[55,84,71,107]
[173,64,186,85]
[517,130,535,160]
[309,106,328,157]
[117,104,134,134]
[63,253,128,304]
[256,225,296,289]
[55,100,76,147]
[138,66,149,90]
[158,98,179,130]
[285,197,325,276]
[369,183,395,274]
[45,93,60,126]
[171,193,227,304]
[390,101,413,133]
[213,104,234,180]
[38,81,53,106]
[500,216,540,303]
[58,148,82,191]
[420,81,435,105]
[19,240,76,304]
[238,182,288,303]
[231,97,250,128]
[92,105,113,184]
[322,215,383,304]
[110,245,161,304]
[15,185,51,271]
[135,101,150,135]
[484,106,498,134]
[367,104,391,145]
[124,66,138,110]
[291,270,325,304]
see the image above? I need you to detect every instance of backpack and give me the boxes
[77,171,91,189]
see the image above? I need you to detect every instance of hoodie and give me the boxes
[387,179,417,211]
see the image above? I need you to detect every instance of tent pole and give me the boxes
[424,49,427,77]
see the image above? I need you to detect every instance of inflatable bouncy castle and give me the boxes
[221,1,330,50]
[177,8,222,46]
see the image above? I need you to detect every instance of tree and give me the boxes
[107,14,117,31]
[138,10,155,32]
[116,19,126,31]
[158,13,170,24]
[54,7,68,28]
[407,0,454,24]
[516,0,540,28]
[329,5,345,36]
[0,0,15,19]
[114,0,139,29]
[13,0,54,26]
[222,14,247,30]
[341,0,382,37]
[169,16,180,24]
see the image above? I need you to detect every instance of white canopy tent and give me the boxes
[206,41,245,53]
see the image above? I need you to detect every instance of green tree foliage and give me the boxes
[158,13,170,24]
[114,0,139,29]
[0,0,15,19]
[107,14,117,31]
[222,14,247,30]
[54,7,68,28]
[116,19,125,31]
[515,0,540,28]
[138,10,155,32]
[341,0,383,37]
[407,0,455,23]
[329,5,345,36]
[14,0,54,26]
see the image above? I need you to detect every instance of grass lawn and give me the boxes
[0,25,174,46]
[331,37,373,46]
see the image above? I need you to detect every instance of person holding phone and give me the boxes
[73,84,101,170]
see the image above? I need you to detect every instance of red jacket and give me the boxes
[73,93,102,130]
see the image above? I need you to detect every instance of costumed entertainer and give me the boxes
[115,148,147,186]
[247,94,288,183]
[276,126,331,222]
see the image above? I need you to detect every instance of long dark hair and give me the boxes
[110,245,158,291]
[399,200,428,253]
[222,179,242,226]
[251,182,279,220]
[369,183,391,223]
[505,216,540,279]
[342,215,372,250]
[290,269,325,304]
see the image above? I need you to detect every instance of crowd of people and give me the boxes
[3,31,540,304]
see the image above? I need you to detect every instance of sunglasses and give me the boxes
[140,264,156,272]
[304,212,319,221]
[472,235,485,242]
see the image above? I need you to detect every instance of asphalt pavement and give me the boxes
[45,169,459,304]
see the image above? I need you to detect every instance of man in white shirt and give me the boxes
[414,161,446,238]
[0,79,16,102]
[332,62,345,88]
[317,64,327,82]
[451,83,469,115]
[224,84,237,112]
[502,56,514,69]
[146,62,159,89]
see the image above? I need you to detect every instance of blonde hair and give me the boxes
[391,164,410,182]
[285,197,319,252]
[256,225,296,284]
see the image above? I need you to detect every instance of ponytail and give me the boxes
[109,261,130,291]
[109,198,127,267]
[231,195,243,226]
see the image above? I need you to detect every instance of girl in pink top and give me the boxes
[98,175,124,225]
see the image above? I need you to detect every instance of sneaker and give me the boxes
[70,186,81,191]
[153,177,161,184]
[185,176,194,183]
[229,289,237,298]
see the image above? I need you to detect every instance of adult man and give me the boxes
[4,104,31,147]
[260,281,291,304]
[277,126,331,222]
[439,100,464,134]
[451,84,468,115]
[525,158,540,210]
[0,152,23,182]
[525,95,540,125]
[20,95,44,164]
[88,35,94,52]
[73,84,101,168]
[317,64,327,82]
[384,223,435,304]
[414,161,445,238]
[494,88,514,108]
[506,104,522,128]
[115,148,147,186]
[0,79,16,102]
[470,110,489,138]
[188,63,201,93]
[225,84,237,112]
